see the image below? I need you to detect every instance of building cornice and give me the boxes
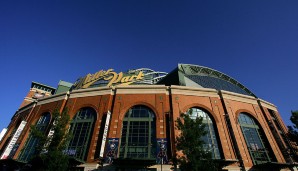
[24,97,35,102]
[115,85,168,95]
[258,98,277,111]
[36,92,68,106]
[69,86,113,98]
[30,88,52,96]
[220,90,258,105]
[170,85,219,97]
[17,102,36,115]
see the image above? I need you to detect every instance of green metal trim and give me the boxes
[178,64,257,97]
[239,123,259,129]
[239,123,271,164]
[68,108,95,160]
[120,106,156,160]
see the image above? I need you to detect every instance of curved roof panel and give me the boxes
[178,64,256,97]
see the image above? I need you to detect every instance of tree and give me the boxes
[288,111,298,143]
[24,108,72,171]
[175,112,217,171]
[287,110,298,161]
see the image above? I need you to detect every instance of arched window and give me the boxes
[19,113,51,162]
[119,105,156,159]
[187,108,221,159]
[238,113,276,164]
[66,107,95,161]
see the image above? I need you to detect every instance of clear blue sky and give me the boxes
[0,1,297,131]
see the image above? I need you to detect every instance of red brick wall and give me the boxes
[12,99,67,159]
[171,94,237,164]
[2,86,291,169]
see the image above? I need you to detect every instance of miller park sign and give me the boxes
[72,69,145,89]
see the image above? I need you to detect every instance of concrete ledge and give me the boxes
[171,85,218,97]
[221,90,258,105]
[258,98,277,111]
[115,85,168,94]
[70,87,113,98]
[37,93,68,105]
[17,102,36,114]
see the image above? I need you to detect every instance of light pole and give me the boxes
[159,139,166,171]
[160,144,163,171]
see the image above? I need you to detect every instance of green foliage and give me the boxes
[288,111,298,143]
[27,108,71,171]
[175,112,218,171]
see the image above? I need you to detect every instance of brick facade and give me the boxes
[0,85,295,171]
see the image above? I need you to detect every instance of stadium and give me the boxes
[0,64,295,171]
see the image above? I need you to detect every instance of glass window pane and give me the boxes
[19,113,51,162]
[187,108,221,159]
[66,108,95,161]
[238,113,273,164]
[120,105,156,159]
